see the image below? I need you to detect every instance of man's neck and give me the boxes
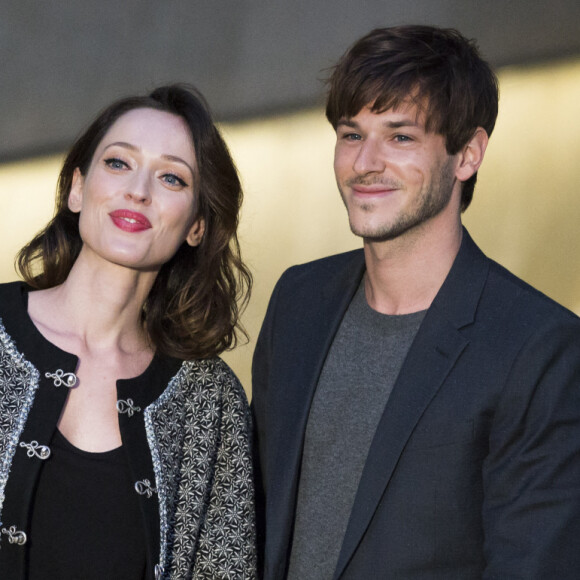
[363,218,463,315]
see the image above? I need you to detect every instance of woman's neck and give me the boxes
[27,254,156,358]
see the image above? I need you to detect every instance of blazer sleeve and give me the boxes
[192,369,257,579]
[251,272,285,572]
[482,317,580,578]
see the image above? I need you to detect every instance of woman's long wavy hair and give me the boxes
[17,84,252,360]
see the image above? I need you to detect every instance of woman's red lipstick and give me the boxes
[109,210,152,232]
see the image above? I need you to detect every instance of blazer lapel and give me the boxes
[266,251,366,578]
[334,230,490,578]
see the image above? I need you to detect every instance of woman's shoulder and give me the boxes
[151,357,251,431]
[0,281,26,308]
[0,281,29,337]
[176,357,248,402]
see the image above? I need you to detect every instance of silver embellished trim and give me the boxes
[134,479,157,498]
[19,440,51,460]
[154,564,164,580]
[45,369,77,388]
[1,525,27,545]
[144,372,181,576]
[0,319,41,519]
[116,398,141,417]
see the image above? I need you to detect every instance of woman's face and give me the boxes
[68,107,204,273]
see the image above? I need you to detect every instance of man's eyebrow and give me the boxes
[336,118,421,129]
[336,119,358,129]
[385,119,420,129]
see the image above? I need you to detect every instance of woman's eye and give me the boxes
[104,158,128,170]
[162,173,187,187]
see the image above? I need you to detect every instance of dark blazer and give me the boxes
[252,230,580,579]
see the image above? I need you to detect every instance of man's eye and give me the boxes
[395,135,412,142]
[343,133,362,141]
[104,158,128,170]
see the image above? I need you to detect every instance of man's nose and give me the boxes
[353,138,386,175]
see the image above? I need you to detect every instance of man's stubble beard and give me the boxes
[340,159,457,243]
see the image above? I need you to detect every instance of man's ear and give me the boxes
[186,218,205,247]
[455,128,489,182]
[68,168,84,213]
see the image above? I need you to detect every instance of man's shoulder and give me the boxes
[262,249,364,323]
[486,258,578,324]
[468,256,580,353]
[448,231,578,330]
[279,248,364,288]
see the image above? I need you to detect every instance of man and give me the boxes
[252,25,580,579]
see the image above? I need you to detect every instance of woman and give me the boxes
[0,85,255,579]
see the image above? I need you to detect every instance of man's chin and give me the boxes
[350,220,413,243]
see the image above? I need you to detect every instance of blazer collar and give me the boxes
[333,228,490,578]
[430,228,490,330]
[321,228,488,329]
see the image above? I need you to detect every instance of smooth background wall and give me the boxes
[3,0,580,162]
[1,58,579,395]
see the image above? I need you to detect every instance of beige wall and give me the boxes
[1,58,579,396]
[462,59,580,314]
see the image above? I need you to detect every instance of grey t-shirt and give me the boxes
[287,282,425,580]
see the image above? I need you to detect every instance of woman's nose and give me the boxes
[124,174,152,204]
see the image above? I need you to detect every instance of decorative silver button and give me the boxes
[19,440,51,460]
[116,398,141,417]
[1,526,27,545]
[154,564,164,579]
[45,369,77,388]
[134,479,157,498]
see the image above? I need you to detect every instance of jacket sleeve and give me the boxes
[192,367,257,579]
[482,317,580,578]
[251,272,287,576]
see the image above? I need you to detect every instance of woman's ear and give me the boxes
[186,218,205,247]
[455,127,489,182]
[68,168,84,213]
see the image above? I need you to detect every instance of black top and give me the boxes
[0,282,182,579]
[27,429,147,579]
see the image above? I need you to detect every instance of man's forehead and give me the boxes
[338,101,427,127]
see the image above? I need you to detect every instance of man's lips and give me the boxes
[351,185,398,196]
[109,209,152,232]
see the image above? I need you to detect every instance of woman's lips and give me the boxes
[109,209,152,232]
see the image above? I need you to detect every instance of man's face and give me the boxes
[333,103,461,242]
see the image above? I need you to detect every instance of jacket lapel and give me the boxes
[334,230,490,578]
[266,251,366,578]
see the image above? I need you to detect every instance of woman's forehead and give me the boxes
[97,108,196,166]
